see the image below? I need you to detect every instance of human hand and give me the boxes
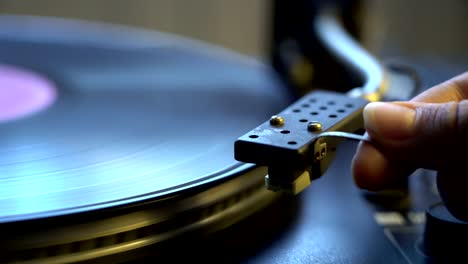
[351,71,468,220]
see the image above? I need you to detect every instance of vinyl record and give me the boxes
[0,15,291,223]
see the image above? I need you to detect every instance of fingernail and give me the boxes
[364,102,416,140]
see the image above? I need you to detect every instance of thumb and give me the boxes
[363,100,468,171]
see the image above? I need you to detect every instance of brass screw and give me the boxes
[307,121,322,132]
[269,115,285,126]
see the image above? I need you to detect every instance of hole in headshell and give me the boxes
[288,141,297,145]
[301,103,310,108]
[327,101,335,105]
[280,130,290,134]
[337,109,345,113]
[309,98,317,103]
[249,135,259,139]
[310,112,319,115]
[293,109,301,113]
[299,119,308,122]
[319,106,327,110]
[329,114,337,118]
[345,103,354,108]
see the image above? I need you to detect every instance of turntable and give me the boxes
[0,4,466,264]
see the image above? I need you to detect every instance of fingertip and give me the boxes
[351,141,393,191]
[363,102,416,141]
[352,141,416,191]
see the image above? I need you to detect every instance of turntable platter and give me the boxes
[0,16,290,223]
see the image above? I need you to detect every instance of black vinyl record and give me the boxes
[0,15,291,223]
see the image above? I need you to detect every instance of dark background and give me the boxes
[0,0,467,62]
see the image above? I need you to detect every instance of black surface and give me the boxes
[422,202,468,261]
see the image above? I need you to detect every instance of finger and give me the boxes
[412,71,468,103]
[352,71,468,190]
[363,100,468,171]
[351,141,414,191]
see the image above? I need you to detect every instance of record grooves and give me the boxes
[0,15,291,263]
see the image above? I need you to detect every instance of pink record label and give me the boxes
[0,64,57,122]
